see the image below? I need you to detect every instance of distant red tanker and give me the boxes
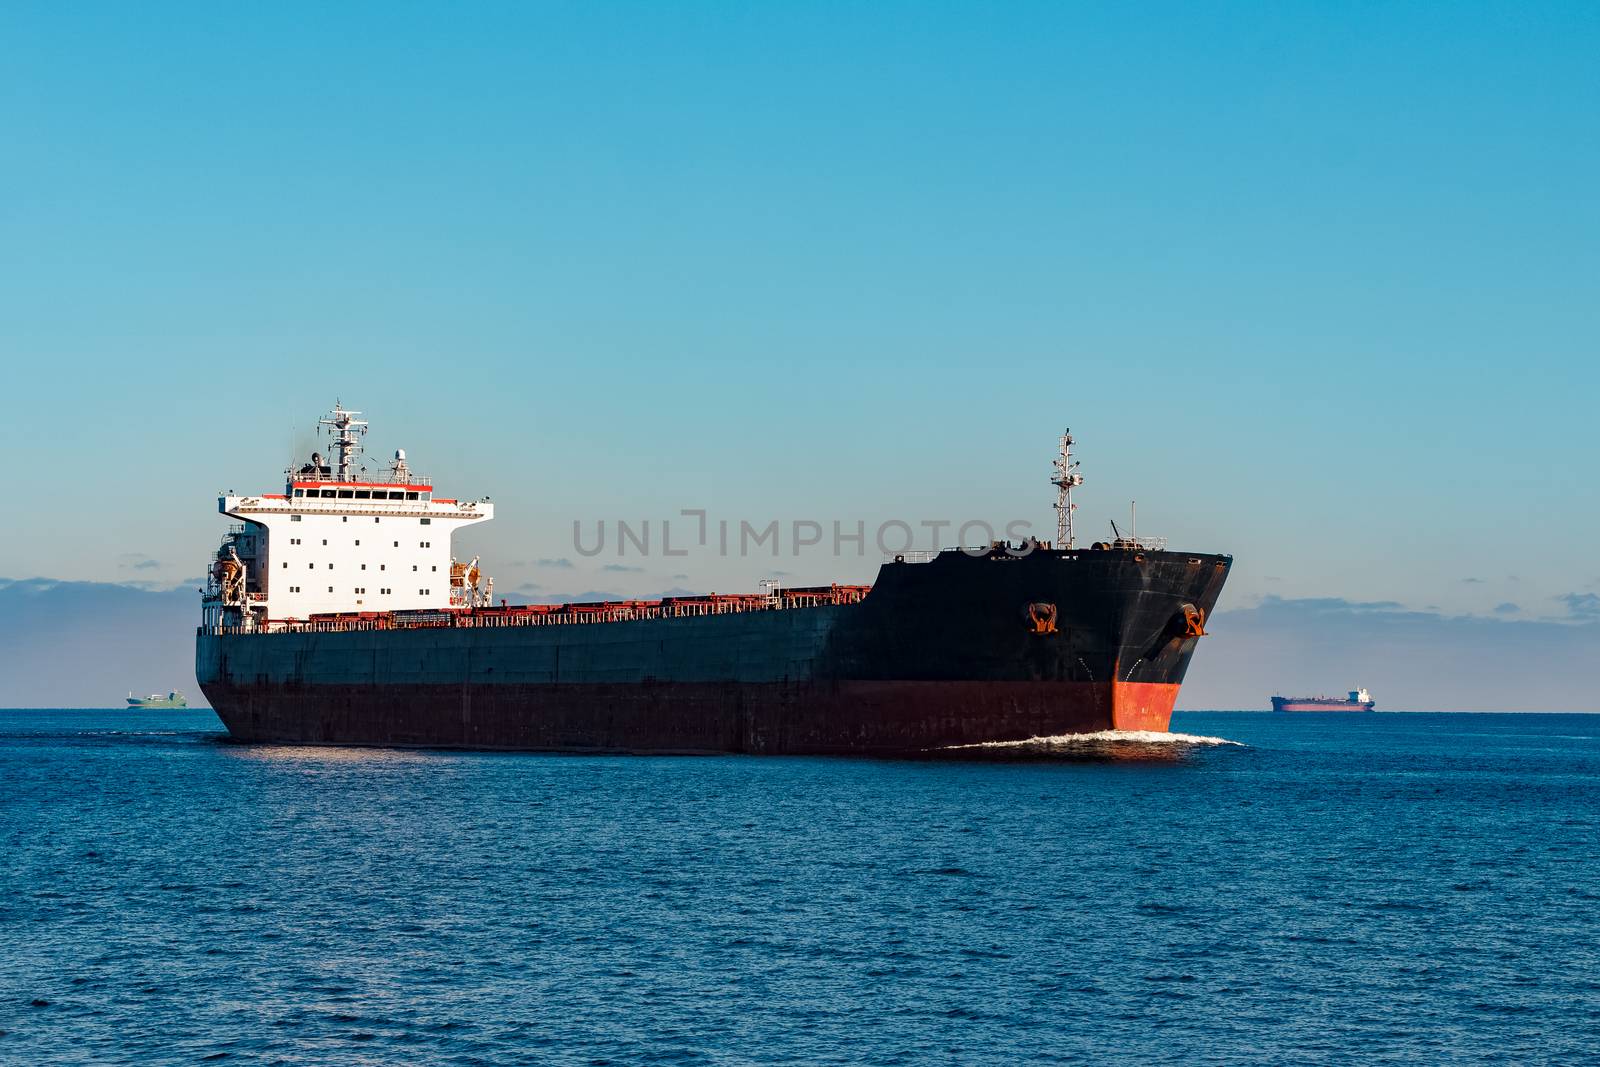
[1271,689,1375,712]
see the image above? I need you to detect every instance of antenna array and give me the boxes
[1051,431,1084,548]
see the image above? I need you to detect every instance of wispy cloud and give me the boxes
[0,577,200,706]
[540,590,623,604]
[1557,592,1600,619]
[1186,595,1600,712]
[1253,596,1406,613]
[601,563,644,573]
[536,558,574,570]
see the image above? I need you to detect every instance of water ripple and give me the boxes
[1,708,1597,1065]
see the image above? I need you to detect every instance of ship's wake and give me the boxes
[928,729,1243,762]
[952,730,1243,749]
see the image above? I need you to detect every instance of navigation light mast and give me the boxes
[1051,430,1084,548]
[319,402,368,482]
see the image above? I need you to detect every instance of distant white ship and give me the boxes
[127,691,188,709]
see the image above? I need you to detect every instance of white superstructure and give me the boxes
[202,403,494,629]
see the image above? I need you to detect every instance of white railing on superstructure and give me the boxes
[285,470,433,486]
[884,550,942,563]
[1113,536,1168,551]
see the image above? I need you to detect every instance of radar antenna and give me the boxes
[319,401,368,482]
[1051,430,1085,548]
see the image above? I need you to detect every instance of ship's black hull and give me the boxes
[198,547,1231,754]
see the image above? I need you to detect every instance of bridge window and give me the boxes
[293,489,304,498]
[337,490,354,499]
[320,490,336,498]
[406,492,419,501]
[355,490,370,500]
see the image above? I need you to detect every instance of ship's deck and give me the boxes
[200,585,873,636]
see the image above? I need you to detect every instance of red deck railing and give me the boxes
[200,585,873,635]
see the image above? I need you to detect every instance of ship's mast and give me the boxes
[319,402,368,482]
[1051,430,1084,548]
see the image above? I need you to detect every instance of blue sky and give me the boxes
[2,2,1597,630]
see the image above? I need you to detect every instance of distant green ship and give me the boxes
[127,691,188,709]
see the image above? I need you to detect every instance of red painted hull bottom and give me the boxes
[205,680,1182,755]
[1272,702,1375,712]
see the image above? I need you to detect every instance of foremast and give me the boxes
[1051,430,1084,548]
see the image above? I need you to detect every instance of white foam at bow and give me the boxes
[948,730,1244,749]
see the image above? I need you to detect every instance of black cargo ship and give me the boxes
[196,409,1232,754]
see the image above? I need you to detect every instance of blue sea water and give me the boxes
[3,710,1598,1065]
